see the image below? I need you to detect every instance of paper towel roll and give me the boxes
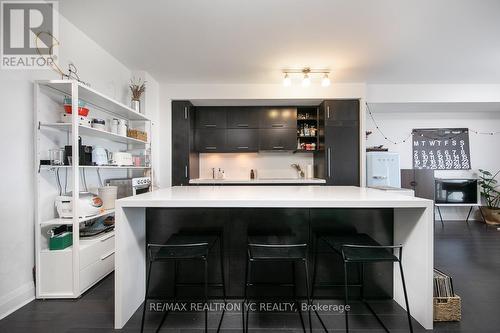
[306,164,313,179]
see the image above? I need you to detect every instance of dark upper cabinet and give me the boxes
[260,107,297,128]
[195,107,227,129]
[227,107,260,129]
[322,100,359,125]
[226,129,259,152]
[172,101,199,186]
[259,128,297,151]
[195,129,226,152]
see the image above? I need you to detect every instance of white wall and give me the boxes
[159,83,367,187]
[365,108,500,220]
[198,152,314,180]
[0,13,133,318]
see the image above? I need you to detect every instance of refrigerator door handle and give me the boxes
[327,148,331,178]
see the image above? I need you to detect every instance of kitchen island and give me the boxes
[114,186,434,329]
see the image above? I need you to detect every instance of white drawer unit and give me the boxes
[79,232,115,293]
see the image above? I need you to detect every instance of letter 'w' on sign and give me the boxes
[1,1,58,69]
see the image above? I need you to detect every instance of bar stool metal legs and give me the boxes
[340,244,414,333]
[140,234,225,333]
[242,238,311,333]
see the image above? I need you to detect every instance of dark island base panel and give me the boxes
[145,208,394,300]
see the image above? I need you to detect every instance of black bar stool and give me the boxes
[140,233,226,333]
[242,235,312,333]
[312,233,413,333]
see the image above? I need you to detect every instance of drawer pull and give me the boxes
[101,234,115,242]
[273,146,284,149]
[205,146,217,150]
[101,251,115,260]
[271,124,284,127]
[204,124,216,128]
[237,124,249,127]
[237,146,249,149]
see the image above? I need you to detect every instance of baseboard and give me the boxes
[0,281,35,320]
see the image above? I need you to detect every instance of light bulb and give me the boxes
[283,73,291,87]
[321,73,331,87]
[302,74,311,87]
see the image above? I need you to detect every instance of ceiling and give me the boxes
[59,0,500,84]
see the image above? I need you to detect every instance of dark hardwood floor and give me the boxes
[1,220,499,332]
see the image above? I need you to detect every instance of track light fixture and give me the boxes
[282,67,331,87]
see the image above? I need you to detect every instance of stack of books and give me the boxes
[434,268,454,297]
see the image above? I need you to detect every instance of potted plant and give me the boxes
[129,77,146,113]
[478,169,500,224]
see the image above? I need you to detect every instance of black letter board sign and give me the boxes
[412,128,471,170]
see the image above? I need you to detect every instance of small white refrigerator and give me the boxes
[366,152,401,188]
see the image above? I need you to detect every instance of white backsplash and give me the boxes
[199,152,314,179]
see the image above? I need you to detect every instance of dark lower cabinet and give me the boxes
[226,129,259,152]
[259,128,297,151]
[195,129,226,152]
[172,101,199,186]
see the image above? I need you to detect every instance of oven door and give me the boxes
[133,185,151,196]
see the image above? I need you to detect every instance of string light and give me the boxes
[365,102,500,145]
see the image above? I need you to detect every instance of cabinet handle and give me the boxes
[327,148,331,178]
[185,165,188,178]
[237,124,249,127]
[100,234,115,242]
[273,146,284,149]
[271,124,284,127]
[101,251,115,260]
[205,146,217,150]
[205,124,216,128]
[327,106,330,119]
[184,106,188,119]
[237,146,249,149]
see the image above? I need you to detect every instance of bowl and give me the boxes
[64,105,90,117]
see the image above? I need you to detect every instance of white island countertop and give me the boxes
[189,178,326,185]
[117,185,432,208]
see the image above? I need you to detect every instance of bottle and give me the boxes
[250,169,255,180]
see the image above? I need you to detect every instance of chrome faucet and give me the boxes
[291,164,305,178]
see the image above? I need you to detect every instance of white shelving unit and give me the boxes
[34,80,152,298]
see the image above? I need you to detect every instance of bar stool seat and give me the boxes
[153,234,218,260]
[321,234,398,262]
[248,236,308,260]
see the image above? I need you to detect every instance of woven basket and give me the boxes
[434,295,461,322]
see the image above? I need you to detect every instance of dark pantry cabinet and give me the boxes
[315,99,360,185]
[171,101,199,186]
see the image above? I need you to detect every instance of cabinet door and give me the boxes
[172,101,198,186]
[259,128,297,151]
[325,122,360,185]
[323,100,359,125]
[195,107,227,129]
[195,129,226,152]
[226,129,259,152]
[227,107,260,129]
[260,107,297,128]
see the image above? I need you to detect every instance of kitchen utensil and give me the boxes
[91,118,106,131]
[92,147,110,166]
[63,97,88,116]
[111,119,119,134]
[49,148,65,166]
[64,137,93,166]
[118,120,127,136]
[55,192,103,218]
[111,152,133,166]
[98,186,118,209]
